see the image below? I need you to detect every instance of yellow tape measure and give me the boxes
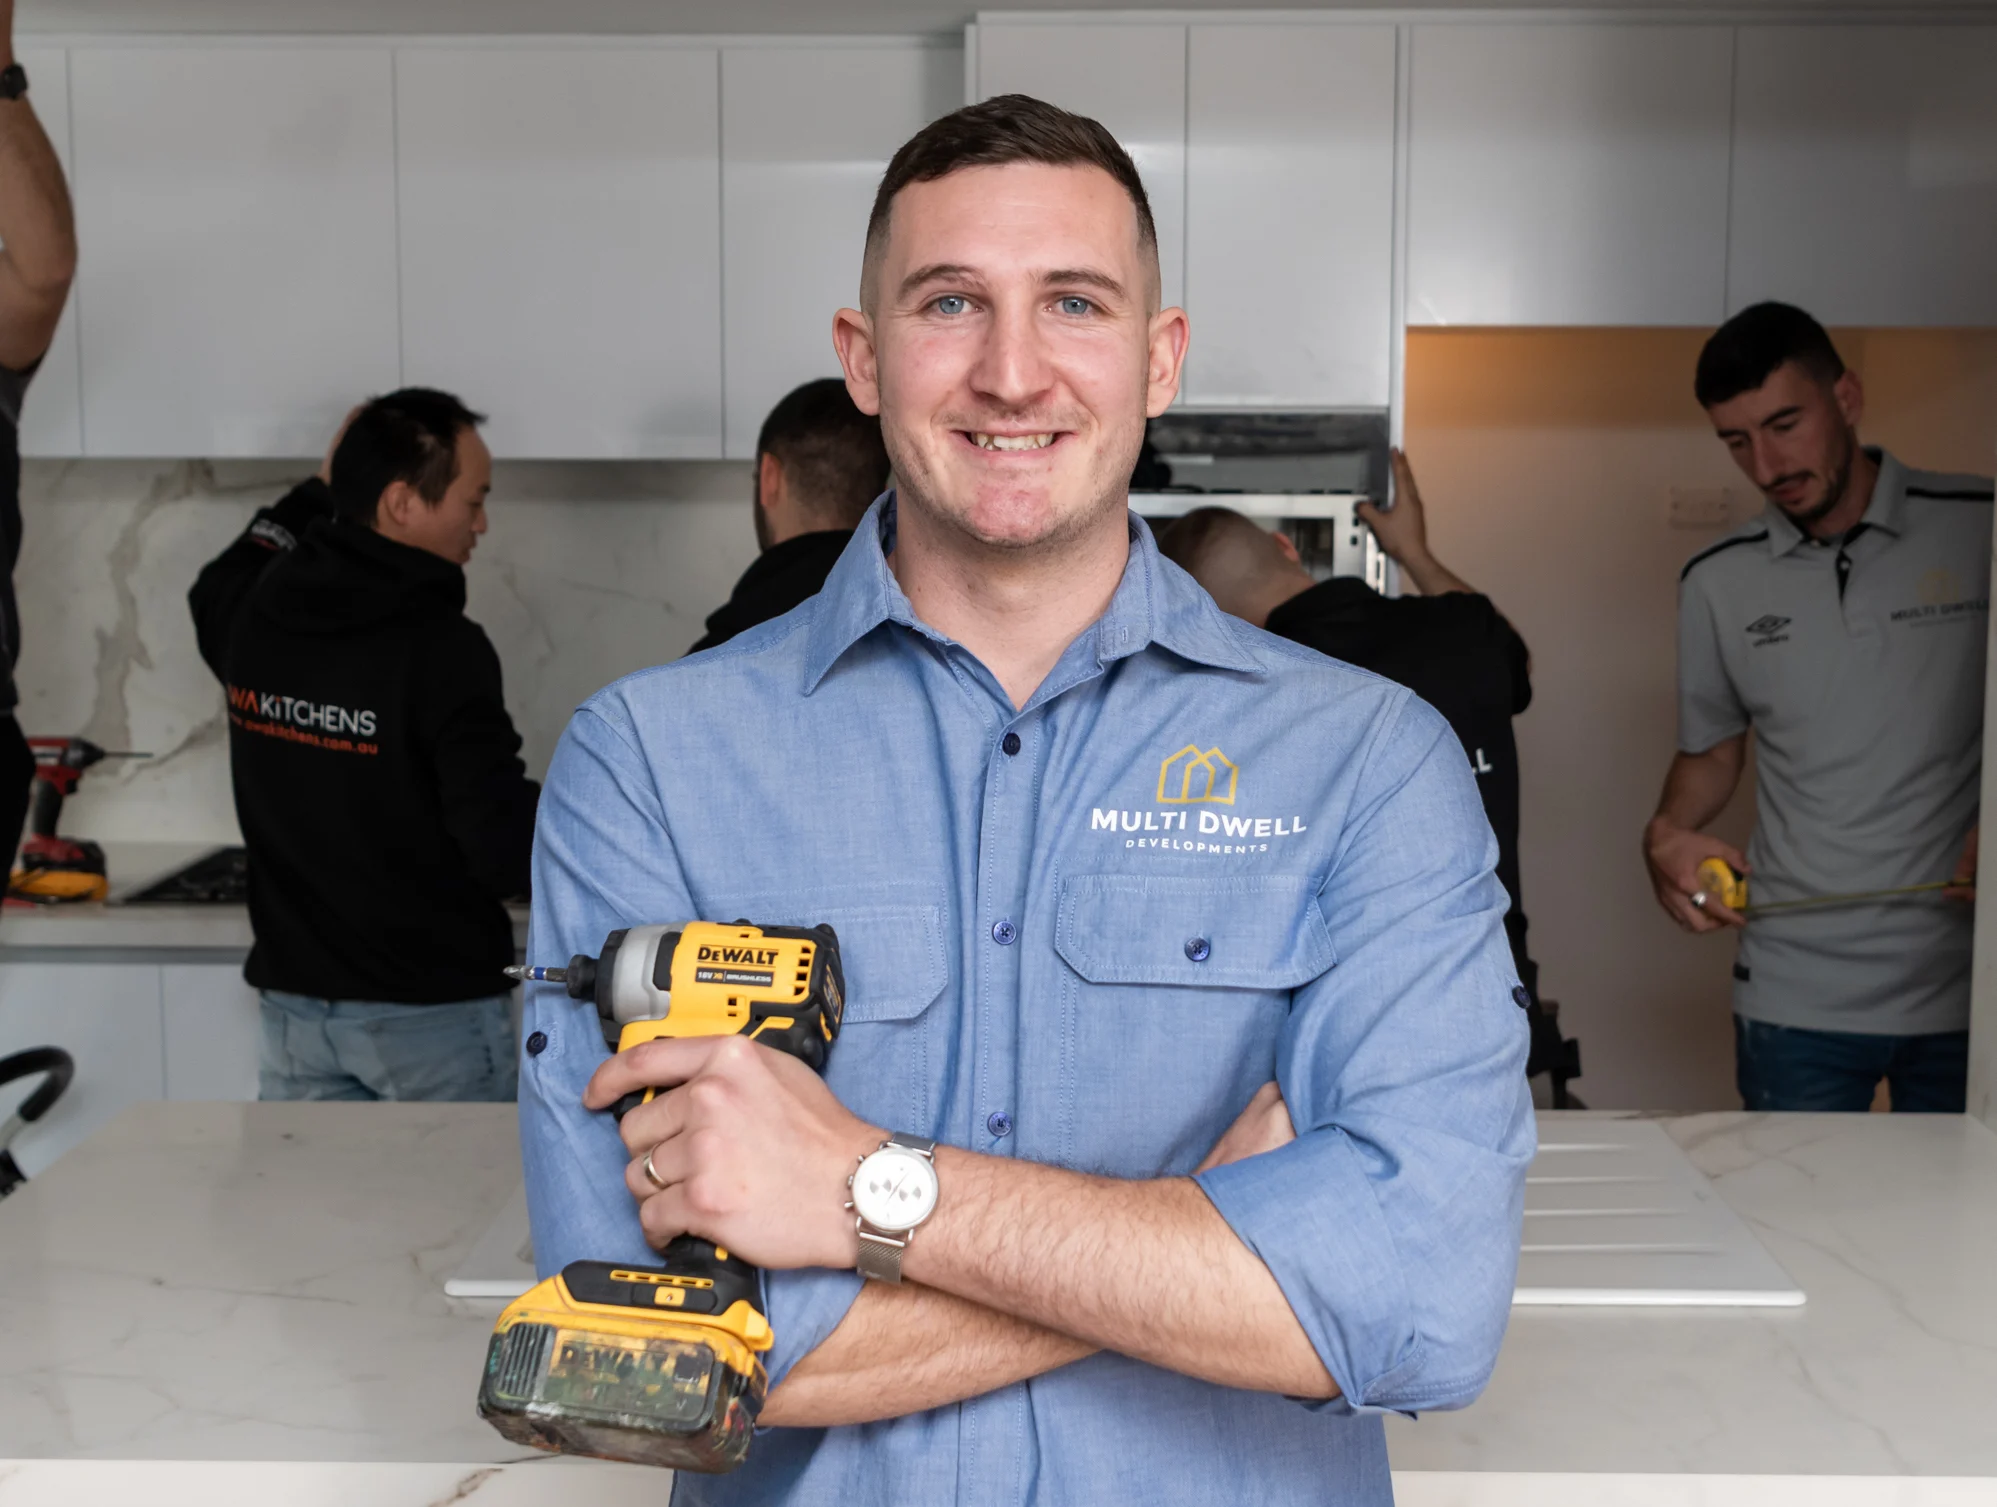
[1695,857,1963,918]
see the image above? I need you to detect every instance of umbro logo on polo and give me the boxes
[1744,614,1792,646]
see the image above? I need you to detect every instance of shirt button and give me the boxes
[987,1110,1013,1138]
[525,1030,548,1056]
[1185,937,1211,963]
[1512,985,1531,1011]
[992,919,1018,946]
[1001,731,1021,756]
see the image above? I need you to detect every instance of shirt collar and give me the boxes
[800,492,1265,695]
[1764,446,1903,556]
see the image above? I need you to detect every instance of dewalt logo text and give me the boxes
[696,945,779,966]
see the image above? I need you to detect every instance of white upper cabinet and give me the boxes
[1728,26,1997,326]
[70,47,401,457]
[1184,24,1395,408]
[397,46,723,459]
[1407,24,1734,327]
[14,47,80,458]
[721,44,959,460]
[975,23,1188,312]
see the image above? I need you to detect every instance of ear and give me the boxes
[833,306,882,416]
[1272,530,1302,567]
[1145,307,1191,419]
[1832,368,1865,430]
[757,452,784,514]
[374,479,419,532]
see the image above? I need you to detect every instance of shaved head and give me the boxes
[1156,507,1313,627]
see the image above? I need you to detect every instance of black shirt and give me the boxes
[689,529,853,654]
[196,515,539,1004]
[0,363,34,712]
[1266,577,1538,990]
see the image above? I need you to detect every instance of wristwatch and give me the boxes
[846,1132,939,1284]
[0,65,28,102]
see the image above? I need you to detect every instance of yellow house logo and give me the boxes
[1157,745,1238,805]
[1918,568,1961,607]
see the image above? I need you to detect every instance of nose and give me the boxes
[966,292,1056,414]
[1746,433,1789,489]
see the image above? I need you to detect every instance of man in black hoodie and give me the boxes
[687,377,890,653]
[189,388,539,1102]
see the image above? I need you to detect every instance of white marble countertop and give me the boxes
[0,841,527,954]
[2,1105,1993,1505]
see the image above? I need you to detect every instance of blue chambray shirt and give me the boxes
[520,495,1534,1507]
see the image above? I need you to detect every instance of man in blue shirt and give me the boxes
[521,94,1532,1507]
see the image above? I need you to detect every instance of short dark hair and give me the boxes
[1694,302,1846,409]
[758,378,890,531]
[329,387,487,526]
[863,94,1157,302]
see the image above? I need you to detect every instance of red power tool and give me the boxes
[6,737,147,906]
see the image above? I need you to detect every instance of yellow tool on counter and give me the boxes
[1695,858,1967,918]
[478,920,843,1474]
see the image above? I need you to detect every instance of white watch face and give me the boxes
[852,1147,938,1233]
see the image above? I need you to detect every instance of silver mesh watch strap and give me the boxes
[856,1229,906,1284]
[854,1134,937,1284]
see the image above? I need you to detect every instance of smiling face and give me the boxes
[1706,360,1864,531]
[835,160,1187,557]
[376,426,492,566]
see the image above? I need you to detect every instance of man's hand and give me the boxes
[316,404,363,485]
[1357,448,1476,598]
[1644,815,1747,932]
[1946,822,1978,903]
[585,1035,881,1271]
[1196,1081,1295,1174]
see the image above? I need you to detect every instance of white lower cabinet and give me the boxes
[0,962,164,1180]
[161,963,262,1103]
[0,959,262,1184]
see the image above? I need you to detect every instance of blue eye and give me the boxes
[1059,296,1092,316]
[935,295,968,316]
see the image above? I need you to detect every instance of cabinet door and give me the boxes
[975,23,1188,311]
[1729,26,1997,326]
[1185,25,1395,407]
[397,46,723,459]
[70,46,400,458]
[1407,24,1734,326]
[13,47,81,458]
[161,963,260,1102]
[0,962,163,1179]
[721,44,960,460]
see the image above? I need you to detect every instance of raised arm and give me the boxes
[0,3,74,372]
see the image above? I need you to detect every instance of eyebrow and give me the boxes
[895,262,1132,303]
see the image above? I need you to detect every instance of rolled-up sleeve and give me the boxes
[519,690,863,1392]
[1195,696,1533,1415]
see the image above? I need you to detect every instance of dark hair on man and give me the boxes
[863,94,1157,303]
[758,378,890,532]
[1694,302,1846,409]
[329,387,487,526]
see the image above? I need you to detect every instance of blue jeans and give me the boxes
[259,991,519,1103]
[1734,1016,1968,1113]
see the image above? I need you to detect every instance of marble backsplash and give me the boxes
[13,457,763,844]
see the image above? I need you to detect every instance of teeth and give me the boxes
[972,433,1055,451]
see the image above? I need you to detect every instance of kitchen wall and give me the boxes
[1405,327,1997,1112]
[16,458,762,842]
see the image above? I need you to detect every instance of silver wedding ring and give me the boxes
[643,1147,668,1192]
[1690,890,1709,910]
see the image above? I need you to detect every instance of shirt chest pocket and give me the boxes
[1054,873,1336,991]
[724,887,948,1024]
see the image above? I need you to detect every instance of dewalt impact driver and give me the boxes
[478,920,844,1473]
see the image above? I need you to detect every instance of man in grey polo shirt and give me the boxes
[1644,302,1989,1112]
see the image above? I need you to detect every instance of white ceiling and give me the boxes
[19,0,1997,37]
